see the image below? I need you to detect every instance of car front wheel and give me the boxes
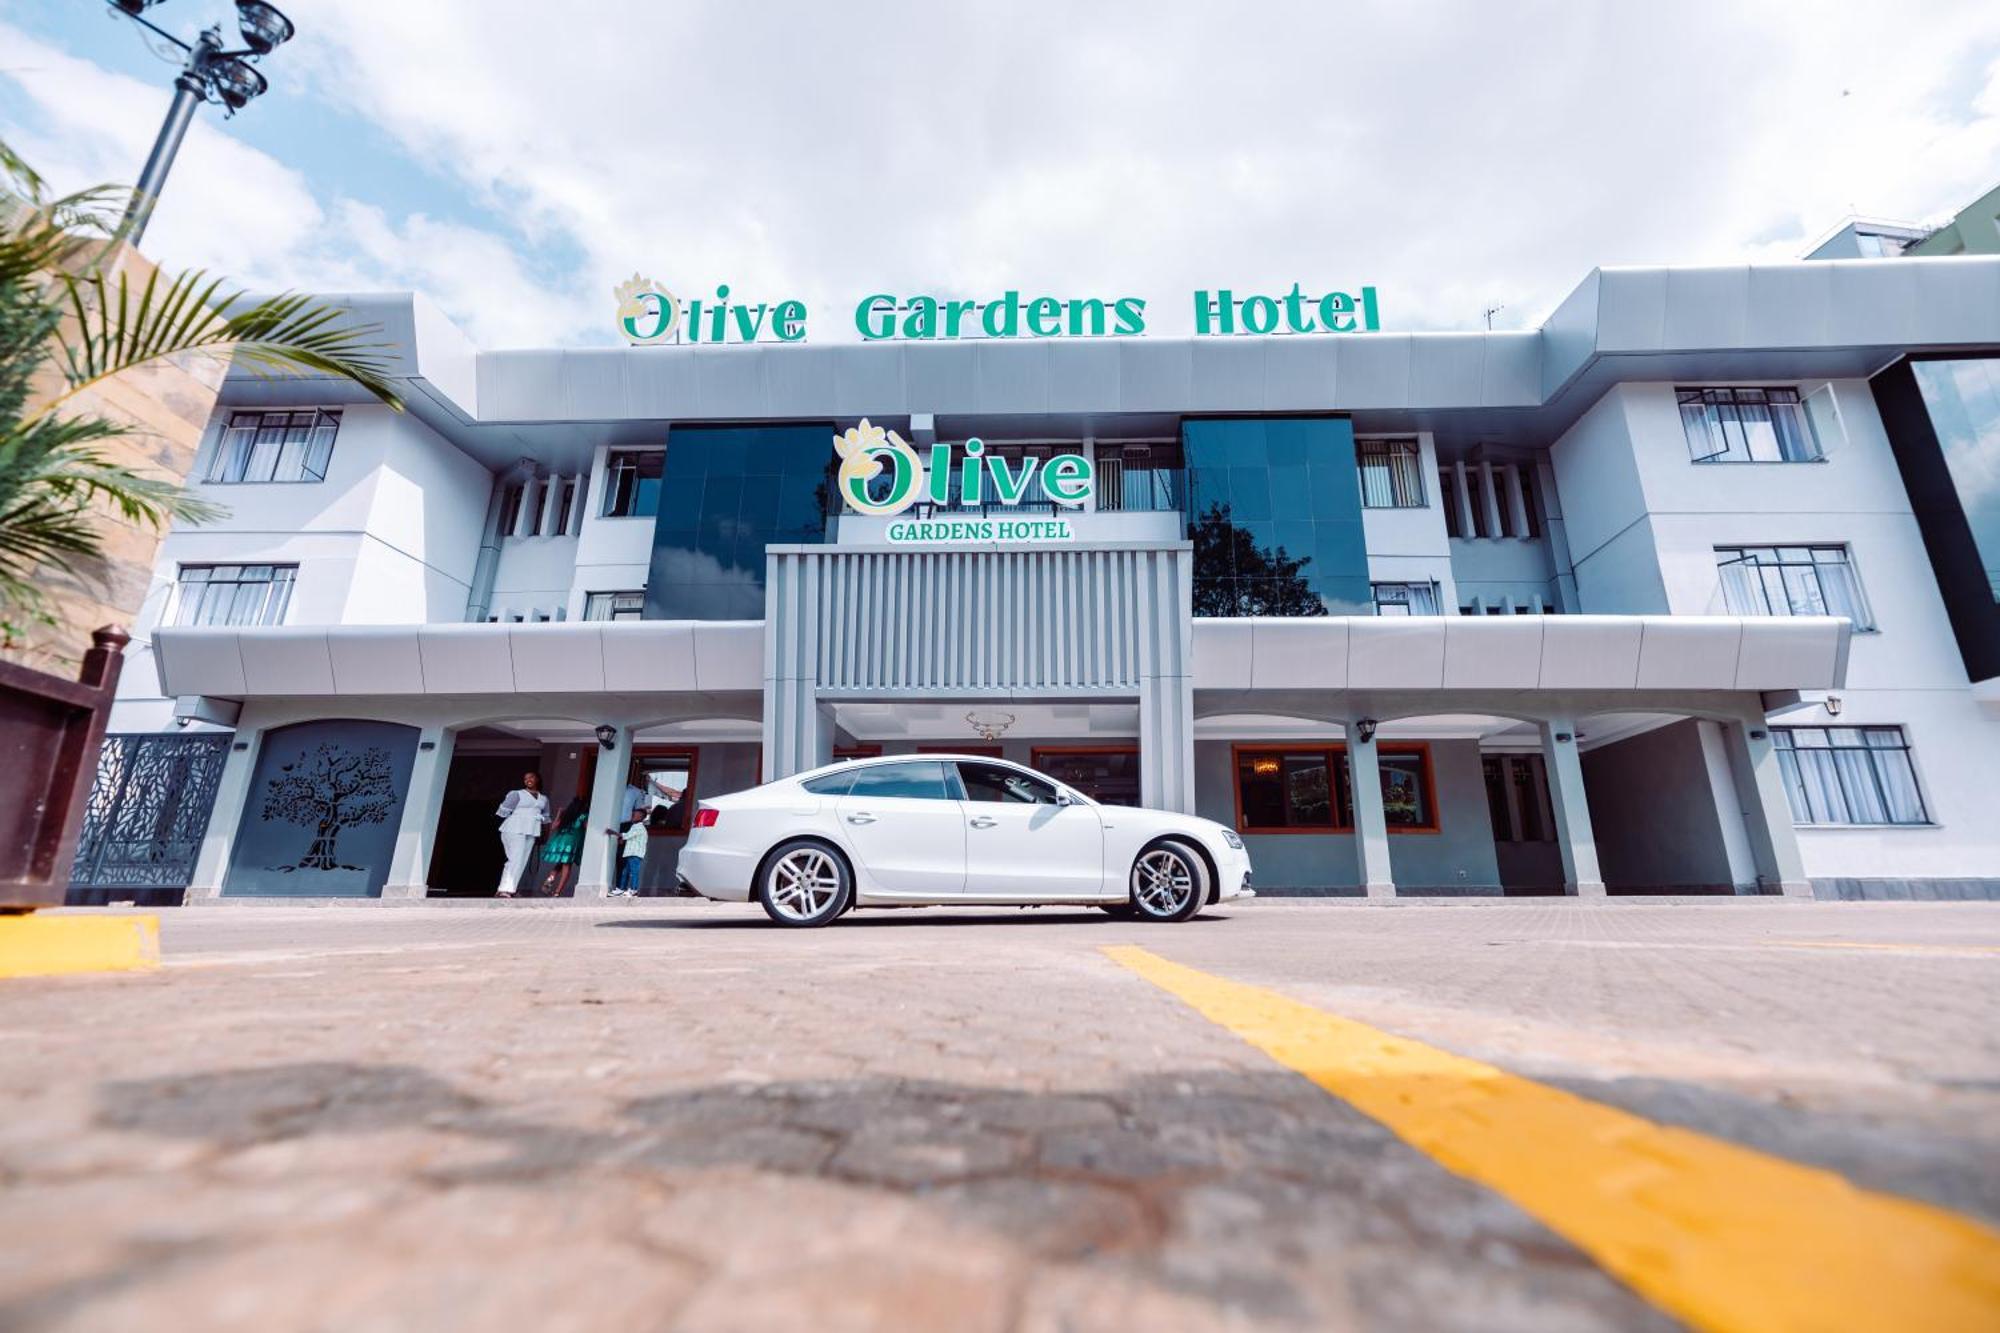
[1129,841,1206,923]
[758,839,852,927]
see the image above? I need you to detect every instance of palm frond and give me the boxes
[43,268,405,420]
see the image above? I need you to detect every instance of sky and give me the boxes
[2,0,1998,350]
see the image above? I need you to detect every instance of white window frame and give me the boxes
[172,563,298,627]
[206,409,342,484]
[1772,726,1932,827]
[584,591,647,621]
[1715,544,1874,630]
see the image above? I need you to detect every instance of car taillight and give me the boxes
[692,807,719,829]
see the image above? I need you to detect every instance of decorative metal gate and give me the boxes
[67,733,231,904]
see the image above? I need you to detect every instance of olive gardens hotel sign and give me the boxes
[615,275,1381,345]
[835,420,1086,544]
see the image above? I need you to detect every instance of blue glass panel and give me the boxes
[1183,417,1366,618]
[646,424,833,620]
[1913,359,2000,603]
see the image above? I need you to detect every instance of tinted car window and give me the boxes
[958,762,1061,805]
[844,761,956,801]
[800,770,855,796]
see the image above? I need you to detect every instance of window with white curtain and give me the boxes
[584,591,646,621]
[1716,545,1873,629]
[1371,581,1440,615]
[1772,727,1929,826]
[1356,439,1424,508]
[173,564,297,627]
[206,410,341,483]
[1678,388,1821,463]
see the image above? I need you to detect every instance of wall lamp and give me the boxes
[594,725,619,750]
[1355,718,1378,744]
[1824,694,1844,717]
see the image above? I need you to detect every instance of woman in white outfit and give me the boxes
[494,771,551,898]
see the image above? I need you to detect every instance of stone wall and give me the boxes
[4,244,225,674]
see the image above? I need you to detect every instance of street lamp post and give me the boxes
[104,0,296,246]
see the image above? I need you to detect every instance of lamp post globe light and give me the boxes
[104,0,296,245]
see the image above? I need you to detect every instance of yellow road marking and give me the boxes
[1770,939,2000,958]
[1104,945,2000,1333]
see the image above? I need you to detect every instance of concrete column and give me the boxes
[184,726,262,900]
[1139,677,1196,813]
[1478,461,1506,538]
[1452,460,1476,537]
[538,472,563,536]
[567,474,586,535]
[1539,718,1605,897]
[1503,464,1531,537]
[511,478,538,538]
[577,725,633,899]
[382,725,453,899]
[1720,718,1813,898]
[1344,722,1395,898]
[1695,720,1759,893]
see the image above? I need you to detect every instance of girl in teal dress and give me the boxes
[537,796,588,897]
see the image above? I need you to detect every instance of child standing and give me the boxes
[606,819,648,897]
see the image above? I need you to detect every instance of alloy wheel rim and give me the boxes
[769,848,840,920]
[1134,849,1194,916]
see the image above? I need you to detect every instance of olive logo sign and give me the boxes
[835,419,924,516]
[614,273,680,344]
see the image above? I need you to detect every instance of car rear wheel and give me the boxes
[758,840,852,928]
[1129,841,1206,923]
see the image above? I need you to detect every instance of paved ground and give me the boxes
[1,899,1997,1331]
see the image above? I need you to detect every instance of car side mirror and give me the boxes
[1055,789,1076,806]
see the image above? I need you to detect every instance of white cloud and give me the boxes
[7,3,2000,348]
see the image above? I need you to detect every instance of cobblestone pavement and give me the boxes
[1,899,1996,1331]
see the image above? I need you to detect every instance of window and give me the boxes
[173,564,296,626]
[1357,438,1424,508]
[584,591,647,622]
[844,761,957,801]
[1236,748,1344,831]
[1483,754,1552,842]
[1372,581,1440,616]
[1678,388,1821,463]
[1716,546,1872,629]
[207,410,340,483]
[497,483,527,536]
[802,770,856,796]
[1032,746,1140,806]
[553,478,578,535]
[1377,751,1435,829]
[957,761,1061,804]
[1232,745,1437,833]
[601,450,664,517]
[1773,727,1929,826]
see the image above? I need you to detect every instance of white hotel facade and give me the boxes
[74,255,2000,906]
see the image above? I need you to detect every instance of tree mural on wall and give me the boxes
[1190,502,1327,617]
[259,743,397,872]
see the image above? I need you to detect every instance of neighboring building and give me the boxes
[76,256,2000,905]
[1906,183,2000,257]
[1803,218,1931,260]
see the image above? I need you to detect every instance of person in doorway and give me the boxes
[494,771,551,898]
[606,818,647,897]
[536,795,588,897]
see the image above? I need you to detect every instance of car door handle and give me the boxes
[845,812,876,825]
[968,816,997,828]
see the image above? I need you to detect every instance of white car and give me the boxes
[676,754,1254,927]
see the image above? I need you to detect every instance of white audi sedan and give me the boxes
[676,754,1254,927]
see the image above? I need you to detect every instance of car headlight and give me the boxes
[1220,828,1244,849]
